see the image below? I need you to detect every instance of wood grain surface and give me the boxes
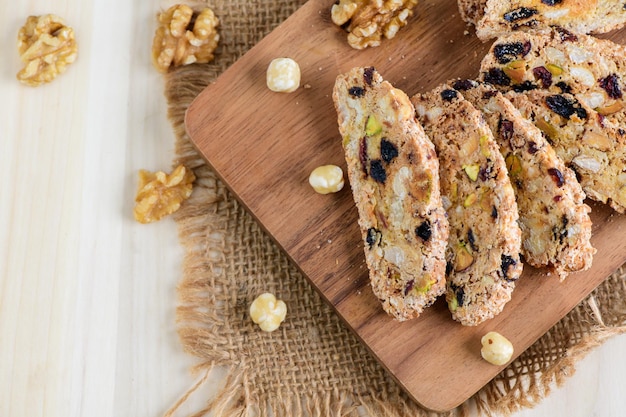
[185,0,626,411]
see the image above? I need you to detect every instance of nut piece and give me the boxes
[152,4,220,73]
[249,293,287,332]
[266,57,300,93]
[480,331,514,365]
[133,164,195,224]
[16,14,77,86]
[309,165,345,194]
[331,0,418,50]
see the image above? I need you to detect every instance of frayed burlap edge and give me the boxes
[161,63,626,417]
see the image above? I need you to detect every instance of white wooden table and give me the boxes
[1,1,625,416]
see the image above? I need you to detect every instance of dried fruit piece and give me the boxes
[380,138,398,162]
[249,293,287,332]
[133,165,195,223]
[503,8,538,23]
[415,220,432,241]
[152,4,220,73]
[483,68,511,86]
[16,14,77,86]
[533,66,552,88]
[545,95,587,120]
[441,89,458,101]
[547,167,565,187]
[599,74,623,99]
[493,42,530,64]
[366,227,382,247]
[369,159,386,183]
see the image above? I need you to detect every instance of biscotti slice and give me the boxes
[333,67,449,322]
[452,80,595,279]
[479,27,626,125]
[460,0,626,41]
[506,89,626,213]
[411,85,523,326]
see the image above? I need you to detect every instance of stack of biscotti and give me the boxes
[411,85,523,326]
[459,0,626,41]
[479,27,626,213]
[333,67,449,322]
[451,80,595,279]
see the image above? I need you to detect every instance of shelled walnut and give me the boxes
[133,165,195,224]
[331,0,418,49]
[152,4,220,73]
[16,14,77,86]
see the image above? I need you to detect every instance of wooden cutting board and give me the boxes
[184,0,626,411]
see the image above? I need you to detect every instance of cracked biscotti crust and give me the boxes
[453,80,595,279]
[411,85,523,326]
[459,0,626,41]
[479,28,626,212]
[333,67,449,322]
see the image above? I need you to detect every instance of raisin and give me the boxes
[363,67,375,86]
[552,215,569,244]
[556,81,572,93]
[501,254,518,281]
[553,26,578,42]
[503,7,538,22]
[482,90,498,99]
[452,79,476,91]
[512,81,538,92]
[415,220,432,242]
[455,286,465,307]
[599,74,623,99]
[441,89,458,101]
[533,66,552,88]
[404,279,415,296]
[359,138,368,176]
[366,227,382,248]
[491,206,498,219]
[542,0,562,5]
[370,159,386,183]
[445,261,453,276]
[545,95,587,120]
[528,141,540,154]
[483,68,511,86]
[467,228,477,251]
[553,195,562,202]
[479,163,494,181]
[619,128,626,136]
[499,118,514,142]
[348,86,365,97]
[493,41,530,64]
[548,167,565,187]
[380,138,398,163]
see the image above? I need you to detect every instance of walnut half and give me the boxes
[16,14,77,86]
[151,4,220,73]
[133,165,195,224]
[331,0,418,50]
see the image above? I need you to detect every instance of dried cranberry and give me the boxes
[553,26,578,42]
[553,195,562,202]
[452,79,476,91]
[533,66,552,88]
[528,141,540,154]
[359,138,368,176]
[348,86,365,97]
[503,7,538,22]
[545,95,587,120]
[363,67,375,86]
[370,159,386,183]
[542,0,562,5]
[366,227,382,248]
[599,74,623,99]
[404,279,414,296]
[483,68,511,86]
[493,41,530,64]
[415,220,432,242]
[512,81,538,92]
[380,138,398,163]
[441,89,458,101]
[548,167,565,187]
[455,286,465,307]
[597,113,606,128]
[479,164,495,181]
[499,118,514,142]
[501,254,518,281]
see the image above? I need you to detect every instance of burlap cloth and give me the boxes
[162,1,626,416]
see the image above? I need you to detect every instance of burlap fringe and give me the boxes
[163,64,626,417]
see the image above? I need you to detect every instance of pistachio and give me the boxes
[365,114,382,136]
[464,192,477,207]
[596,101,624,116]
[546,63,563,76]
[455,244,474,271]
[505,154,522,176]
[479,135,491,158]
[462,164,480,181]
[535,119,558,139]
[503,60,526,84]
